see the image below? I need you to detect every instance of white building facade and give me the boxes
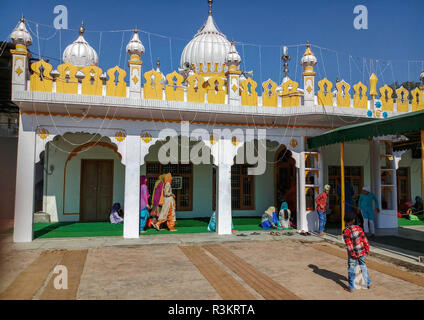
[8,8,424,242]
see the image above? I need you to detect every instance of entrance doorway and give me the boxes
[274,146,296,215]
[327,166,363,224]
[80,159,114,222]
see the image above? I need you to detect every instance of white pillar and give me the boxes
[226,67,241,105]
[215,139,234,235]
[370,139,381,226]
[11,44,29,93]
[13,114,35,242]
[128,57,142,99]
[216,163,232,235]
[123,135,141,239]
[297,151,307,232]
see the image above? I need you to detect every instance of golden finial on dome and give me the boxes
[134,26,138,33]
[303,41,314,56]
[208,0,213,16]
[79,21,85,35]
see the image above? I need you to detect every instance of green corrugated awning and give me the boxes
[307,110,424,149]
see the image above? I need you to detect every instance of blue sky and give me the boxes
[1,0,423,86]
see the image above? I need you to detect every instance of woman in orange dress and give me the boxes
[153,173,177,232]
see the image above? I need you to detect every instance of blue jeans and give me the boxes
[348,255,371,290]
[317,210,326,233]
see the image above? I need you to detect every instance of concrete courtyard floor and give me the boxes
[0,229,424,300]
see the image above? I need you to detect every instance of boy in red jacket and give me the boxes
[343,212,371,292]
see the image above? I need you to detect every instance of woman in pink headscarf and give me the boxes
[139,176,150,233]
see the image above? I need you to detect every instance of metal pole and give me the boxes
[341,142,346,232]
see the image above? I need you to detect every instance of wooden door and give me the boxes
[397,167,410,207]
[275,157,296,213]
[80,160,114,222]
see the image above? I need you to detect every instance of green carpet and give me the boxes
[398,216,424,226]
[33,217,267,239]
[27,217,424,239]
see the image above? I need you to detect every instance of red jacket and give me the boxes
[316,192,328,213]
[343,225,370,259]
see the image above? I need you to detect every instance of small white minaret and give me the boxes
[10,16,32,92]
[301,42,317,107]
[225,41,242,105]
[126,27,145,99]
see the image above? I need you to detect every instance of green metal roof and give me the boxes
[307,110,424,149]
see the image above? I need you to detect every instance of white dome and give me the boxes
[300,42,317,69]
[62,23,98,67]
[126,28,145,57]
[180,14,231,74]
[10,17,32,47]
[225,41,241,68]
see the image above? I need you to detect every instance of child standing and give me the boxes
[343,212,371,292]
[315,184,331,236]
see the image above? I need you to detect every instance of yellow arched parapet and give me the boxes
[379,85,394,111]
[353,82,368,109]
[186,74,206,103]
[56,62,79,94]
[240,78,258,106]
[281,79,300,107]
[261,79,277,107]
[336,80,351,107]
[165,71,184,102]
[30,59,53,92]
[81,65,103,96]
[206,77,226,104]
[411,87,424,112]
[106,66,127,98]
[143,69,164,100]
[317,78,333,106]
[395,86,409,112]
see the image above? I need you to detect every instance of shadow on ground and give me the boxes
[308,264,349,289]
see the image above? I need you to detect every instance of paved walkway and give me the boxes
[1,231,424,300]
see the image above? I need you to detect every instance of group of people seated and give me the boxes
[399,196,423,219]
[109,173,178,233]
[261,202,295,230]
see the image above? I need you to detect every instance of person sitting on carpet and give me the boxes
[407,196,423,216]
[207,211,234,232]
[153,173,177,232]
[279,202,291,229]
[261,206,278,229]
[110,203,124,224]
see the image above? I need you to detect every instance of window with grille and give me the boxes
[146,162,193,211]
[212,164,255,210]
